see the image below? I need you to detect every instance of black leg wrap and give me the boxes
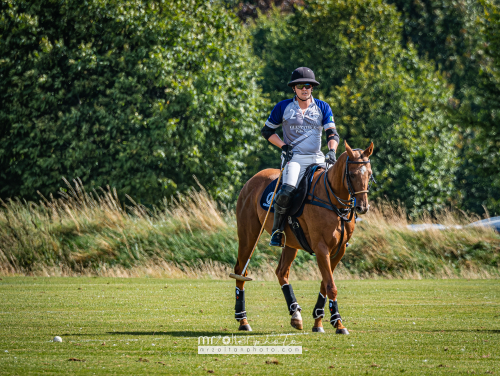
[235,287,246,321]
[282,284,302,315]
[312,293,327,319]
[329,299,342,326]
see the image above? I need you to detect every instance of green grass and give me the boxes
[0,277,498,375]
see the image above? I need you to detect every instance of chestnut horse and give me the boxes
[233,141,374,333]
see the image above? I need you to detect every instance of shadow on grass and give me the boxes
[108,331,285,337]
[429,329,500,334]
[358,329,500,334]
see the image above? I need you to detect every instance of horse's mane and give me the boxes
[326,149,366,187]
[328,151,348,178]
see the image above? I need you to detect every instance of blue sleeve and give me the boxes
[315,99,336,130]
[265,100,291,129]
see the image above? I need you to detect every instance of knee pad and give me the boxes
[274,184,295,211]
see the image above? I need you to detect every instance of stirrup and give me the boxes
[269,230,284,247]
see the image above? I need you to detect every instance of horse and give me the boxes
[233,141,374,333]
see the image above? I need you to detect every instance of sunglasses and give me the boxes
[295,84,313,90]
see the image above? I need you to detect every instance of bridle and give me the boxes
[322,149,376,221]
[342,151,377,197]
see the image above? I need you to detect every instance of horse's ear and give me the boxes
[363,142,374,158]
[344,140,355,159]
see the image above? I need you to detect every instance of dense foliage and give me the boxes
[386,0,500,215]
[456,0,500,214]
[247,0,459,213]
[0,0,265,203]
[388,0,482,99]
[0,0,498,215]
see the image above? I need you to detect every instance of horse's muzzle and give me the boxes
[355,204,370,215]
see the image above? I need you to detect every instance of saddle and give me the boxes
[259,163,323,217]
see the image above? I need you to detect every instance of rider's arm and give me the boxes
[326,127,339,151]
[268,133,286,149]
[262,100,291,149]
[319,99,339,151]
[328,138,338,152]
[261,125,285,148]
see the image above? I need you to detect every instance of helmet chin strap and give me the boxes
[296,95,311,101]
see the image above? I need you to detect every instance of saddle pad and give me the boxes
[260,178,281,213]
[259,164,323,216]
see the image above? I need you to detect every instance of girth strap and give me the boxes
[288,216,315,255]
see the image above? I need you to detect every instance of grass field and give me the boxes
[0,277,498,375]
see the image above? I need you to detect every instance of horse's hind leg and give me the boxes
[233,203,262,332]
[312,244,348,334]
[275,245,303,330]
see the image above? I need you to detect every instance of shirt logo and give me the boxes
[329,116,335,123]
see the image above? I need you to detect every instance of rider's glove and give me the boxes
[325,149,337,164]
[281,144,294,163]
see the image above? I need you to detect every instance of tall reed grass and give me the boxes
[0,179,498,279]
[346,202,500,279]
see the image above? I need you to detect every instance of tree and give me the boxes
[387,0,483,100]
[248,0,459,213]
[456,0,500,215]
[0,0,266,203]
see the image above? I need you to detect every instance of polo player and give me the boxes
[261,67,340,247]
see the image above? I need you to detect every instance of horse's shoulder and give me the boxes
[240,168,280,195]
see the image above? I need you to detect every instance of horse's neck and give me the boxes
[326,158,350,201]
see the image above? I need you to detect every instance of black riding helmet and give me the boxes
[287,67,320,87]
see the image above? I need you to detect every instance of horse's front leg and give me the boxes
[314,244,349,334]
[234,271,252,331]
[275,245,302,330]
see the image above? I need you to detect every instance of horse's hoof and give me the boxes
[312,326,325,333]
[291,319,303,330]
[335,328,349,335]
[238,324,252,331]
[290,310,303,330]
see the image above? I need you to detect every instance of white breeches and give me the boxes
[282,154,326,188]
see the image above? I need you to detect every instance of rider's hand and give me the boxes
[281,144,294,163]
[325,149,337,164]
